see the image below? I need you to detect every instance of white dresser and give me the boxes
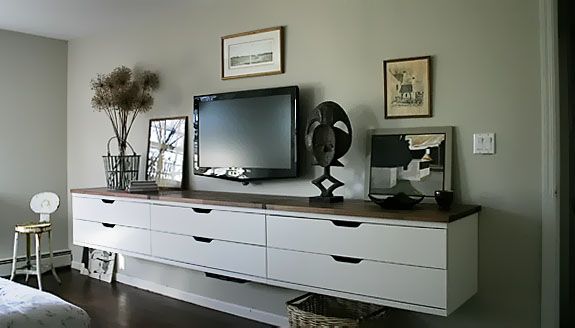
[71,188,480,316]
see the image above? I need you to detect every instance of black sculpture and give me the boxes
[305,101,352,203]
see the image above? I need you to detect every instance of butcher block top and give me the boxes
[71,187,481,224]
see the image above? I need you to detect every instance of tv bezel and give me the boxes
[193,86,299,182]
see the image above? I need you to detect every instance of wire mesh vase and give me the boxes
[103,137,140,190]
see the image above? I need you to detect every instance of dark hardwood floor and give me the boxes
[13,267,273,328]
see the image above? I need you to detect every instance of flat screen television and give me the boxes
[193,86,299,181]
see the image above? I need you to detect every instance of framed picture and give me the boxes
[146,116,188,189]
[384,56,432,119]
[364,126,453,200]
[221,26,284,80]
[79,247,116,283]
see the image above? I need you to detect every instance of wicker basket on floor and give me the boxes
[287,293,387,328]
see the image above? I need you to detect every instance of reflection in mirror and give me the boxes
[370,133,446,197]
[366,126,454,200]
[146,117,188,188]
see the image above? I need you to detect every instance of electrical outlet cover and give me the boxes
[473,133,495,154]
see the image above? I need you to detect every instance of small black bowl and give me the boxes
[434,190,454,210]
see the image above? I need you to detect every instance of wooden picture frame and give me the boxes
[221,26,284,80]
[146,116,188,189]
[384,56,432,119]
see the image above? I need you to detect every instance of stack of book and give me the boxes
[127,180,159,193]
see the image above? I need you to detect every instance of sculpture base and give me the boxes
[310,166,344,204]
[309,195,344,203]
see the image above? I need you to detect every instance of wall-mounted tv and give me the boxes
[193,86,299,182]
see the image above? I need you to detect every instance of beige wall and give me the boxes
[67,0,542,326]
[0,29,68,260]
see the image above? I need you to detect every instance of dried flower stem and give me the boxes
[90,66,160,156]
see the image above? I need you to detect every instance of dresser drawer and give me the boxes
[151,205,265,245]
[72,196,150,229]
[73,219,151,255]
[268,248,446,308]
[151,231,266,277]
[267,215,446,269]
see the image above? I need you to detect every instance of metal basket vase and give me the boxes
[103,137,140,190]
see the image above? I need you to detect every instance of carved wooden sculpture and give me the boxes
[305,101,352,203]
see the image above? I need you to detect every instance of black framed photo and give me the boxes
[384,56,432,119]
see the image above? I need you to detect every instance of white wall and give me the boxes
[67,0,542,326]
[0,29,68,260]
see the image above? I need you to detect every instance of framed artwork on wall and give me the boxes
[146,116,188,189]
[384,56,432,119]
[221,26,284,80]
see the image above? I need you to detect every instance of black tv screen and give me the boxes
[193,86,298,181]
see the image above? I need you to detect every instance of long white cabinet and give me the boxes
[71,189,480,316]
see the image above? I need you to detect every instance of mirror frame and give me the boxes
[145,116,189,189]
[364,126,453,200]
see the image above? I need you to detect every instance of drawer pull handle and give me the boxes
[331,220,362,228]
[193,236,213,243]
[205,273,247,284]
[102,223,116,228]
[101,199,115,204]
[192,208,212,214]
[331,255,362,264]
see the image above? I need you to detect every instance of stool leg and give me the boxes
[35,233,42,291]
[25,234,31,283]
[48,231,61,284]
[10,232,19,281]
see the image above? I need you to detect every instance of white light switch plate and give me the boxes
[473,133,495,154]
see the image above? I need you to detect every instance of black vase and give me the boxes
[434,190,454,210]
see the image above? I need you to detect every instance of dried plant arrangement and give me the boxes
[90,66,160,156]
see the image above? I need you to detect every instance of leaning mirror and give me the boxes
[365,126,453,200]
[146,116,188,188]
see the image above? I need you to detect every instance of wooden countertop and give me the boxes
[71,187,481,223]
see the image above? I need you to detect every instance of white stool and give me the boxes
[9,192,61,290]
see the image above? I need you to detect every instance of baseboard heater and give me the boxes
[0,250,72,278]
[0,250,71,266]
